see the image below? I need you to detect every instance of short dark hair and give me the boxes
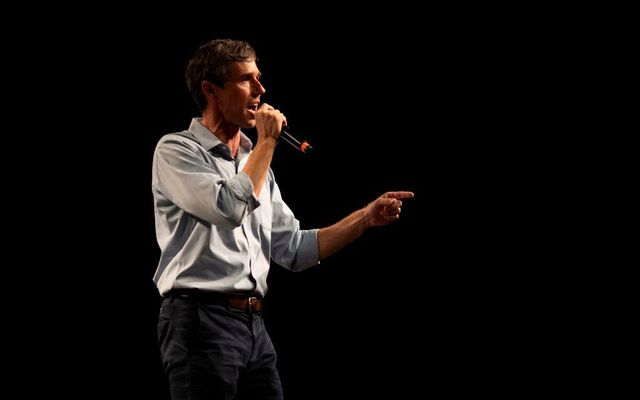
[185,39,257,111]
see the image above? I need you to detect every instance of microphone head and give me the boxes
[300,141,313,154]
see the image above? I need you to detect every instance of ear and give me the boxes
[202,81,217,98]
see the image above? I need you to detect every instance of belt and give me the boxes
[167,289,263,313]
[228,296,263,313]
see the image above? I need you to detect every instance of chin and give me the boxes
[243,120,257,129]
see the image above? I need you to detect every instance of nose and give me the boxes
[252,79,266,96]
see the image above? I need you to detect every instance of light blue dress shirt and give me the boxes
[152,118,319,296]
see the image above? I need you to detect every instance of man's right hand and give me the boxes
[255,103,287,143]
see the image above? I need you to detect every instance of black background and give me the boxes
[12,13,575,398]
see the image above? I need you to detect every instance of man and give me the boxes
[152,38,414,400]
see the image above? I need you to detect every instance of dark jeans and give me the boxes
[158,294,283,400]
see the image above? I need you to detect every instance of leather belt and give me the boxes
[167,289,263,313]
[228,296,263,313]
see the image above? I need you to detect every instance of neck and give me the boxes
[201,112,241,158]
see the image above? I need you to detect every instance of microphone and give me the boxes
[279,126,313,154]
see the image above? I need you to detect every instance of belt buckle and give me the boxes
[247,296,259,313]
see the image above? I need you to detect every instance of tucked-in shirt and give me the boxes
[152,118,319,297]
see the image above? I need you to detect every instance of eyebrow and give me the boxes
[237,72,261,80]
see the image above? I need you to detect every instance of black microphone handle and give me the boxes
[280,126,313,154]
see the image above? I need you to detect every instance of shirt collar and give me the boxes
[188,118,254,158]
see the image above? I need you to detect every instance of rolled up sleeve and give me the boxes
[269,178,320,271]
[152,136,260,229]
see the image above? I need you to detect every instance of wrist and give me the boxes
[255,137,277,151]
[360,206,372,230]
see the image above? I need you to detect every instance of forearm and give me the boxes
[316,191,414,260]
[242,139,276,196]
[317,208,371,260]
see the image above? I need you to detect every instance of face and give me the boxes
[215,60,266,128]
